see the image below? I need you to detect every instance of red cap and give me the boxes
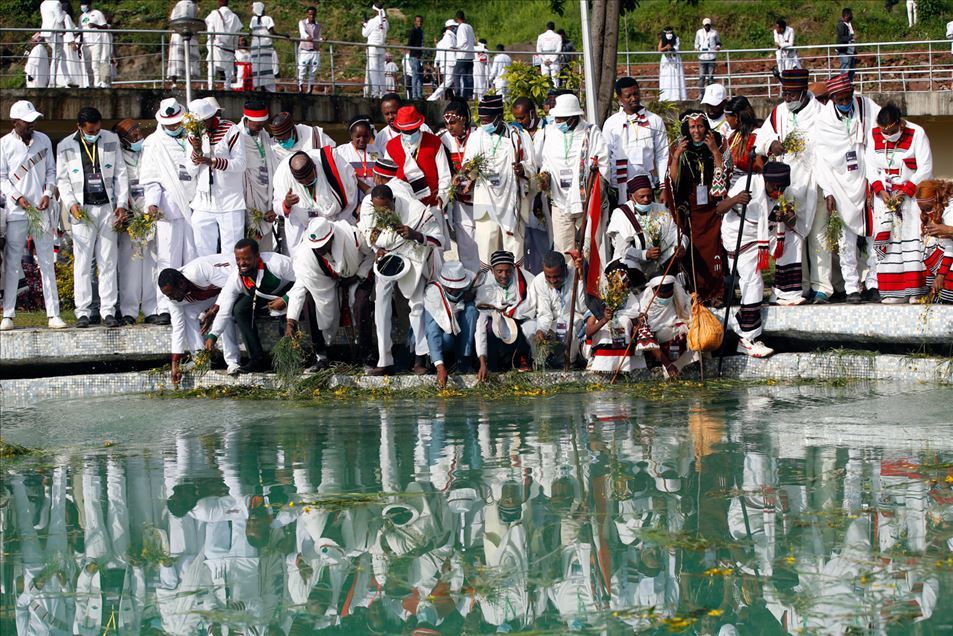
[392,106,425,132]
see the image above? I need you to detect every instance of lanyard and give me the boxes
[254,136,265,159]
[489,130,504,159]
[562,130,574,162]
[80,137,97,168]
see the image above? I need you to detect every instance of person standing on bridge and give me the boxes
[39,0,67,88]
[297,6,321,94]
[204,0,242,91]
[24,33,50,89]
[362,2,389,98]
[79,0,110,88]
[772,19,801,73]
[167,0,198,88]
[835,7,857,80]
[0,101,67,331]
[451,11,476,100]
[693,18,721,96]
[248,2,278,92]
[536,22,562,88]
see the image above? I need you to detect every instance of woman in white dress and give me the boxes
[657,27,687,102]
[62,3,88,87]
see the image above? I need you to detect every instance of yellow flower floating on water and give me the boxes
[703,567,734,577]
[707,609,724,617]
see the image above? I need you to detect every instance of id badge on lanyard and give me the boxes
[610,324,626,347]
[845,150,858,172]
[178,164,192,182]
[258,165,269,186]
[130,178,144,200]
[559,167,573,189]
[487,170,501,188]
[696,184,709,206]
[86,171,106,195]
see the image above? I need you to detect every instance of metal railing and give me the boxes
[2,26,950,99]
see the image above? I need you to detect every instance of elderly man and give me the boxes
[186,97,246,257]
[157,253,239,383]
[607,174,686,285]
[755,68,824,305]
[358,184,444,375]
[113,118,160,324]
[141,98,198,324]
[530,250,585,367]
[286,216,374,370]
[204,0,242,90]
[0,101,66,331]
[475,250,535,381]
[57,106,129,328]
[269,112,336,162]
[813,73,881,303]
[536,93,609,254]
[272,149,358,251]
[603,77,669,194]
[361,2,388,98]
[239,100,278,251]
[636,275,696,379]
[720,161,793,358]
[423,260,479,386]
[463,94,537,270]
[206,238,295,373]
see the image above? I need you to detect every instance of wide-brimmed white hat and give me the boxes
[374,253,411,281]
[444,19,456,28]
[491,312,519,345]
[700,82,726,106]
[155,98,185,124]
[439,260,474,289]
[9,100,42,122]
[305,217,334,248]
[551,94,584,118]
[187,98,217,121]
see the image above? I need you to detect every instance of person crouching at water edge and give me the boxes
[285,217,375,371]
[530,250,586,369]
[719,161,793,359]
[583,260,645,374]
[636,275,698,379]
[158,253,240,384]
[205,238,295,374]
[423,261,480,387]
[475,250,536,381]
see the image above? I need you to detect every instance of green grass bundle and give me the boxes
[272,331,306,388]
[246,208,268,240]
[823,211,843,253]
[189,348,212,380]
[24,205,48,238]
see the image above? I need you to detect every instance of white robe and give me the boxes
[658,37,687,101]
[463,124,536,232]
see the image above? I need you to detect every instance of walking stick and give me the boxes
[564,158,599,370]
[682,207,705,380]
[717,148,757,376]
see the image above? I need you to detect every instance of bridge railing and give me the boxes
[1,26,950,99]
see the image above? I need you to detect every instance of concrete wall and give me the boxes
[2,87,950,127]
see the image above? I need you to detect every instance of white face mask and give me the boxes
[882,128,902,143]
[785,97,804,113]
[402,130,422,146]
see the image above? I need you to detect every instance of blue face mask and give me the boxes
[656,295,673,306]
[279,136,296,149]
[164,126,184,138]
[403,130,422,145]
[835,102,853,114]
[82,132,100,144]
[556,122,571,134]
[129,140,144,153]
[481,122,498,134]
[446,289,465,303]
[634,202,652,213]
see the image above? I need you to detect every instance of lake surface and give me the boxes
[2,385,952,634]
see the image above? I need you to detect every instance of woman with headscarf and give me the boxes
[657,27,687,102]
[917,179,953,303]
[437,99,478,269]
[666,110,727,305]
[724,96,765,186]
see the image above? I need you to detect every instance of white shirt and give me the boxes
[435,30,456,70]
[249,14,275,49]
[536,29,562,62]
[25,44,50,88]
[453,21,475,61]
[463,124,536,230]
[169,0,196,21]
[39,0,65,37]
[205,6,242,52]
[298,19,320,51]
[531,266,584,335]
[694,28,720,60]
[603,107,669,187]
[188,122,246,213]
[80,8,107,46]
[361,7,388,46]
[0,130,57,219]
[141,130,195,220]
[536,120,609,215]
[490,53,512,87]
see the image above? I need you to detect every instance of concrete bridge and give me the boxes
[2,88,951,127]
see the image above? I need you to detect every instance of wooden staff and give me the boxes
[564,158,600,370]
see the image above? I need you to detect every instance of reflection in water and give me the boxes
[2,386,952,634]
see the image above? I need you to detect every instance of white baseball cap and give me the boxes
[9,100,42,122]
[187,98,217,121]
[700,83,726,106]
[702,17,712,25]
[549,93,585,118]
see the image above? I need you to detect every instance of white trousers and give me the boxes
[73,203,119,318]
[907,1,917,27]
[168,34,199,79]
[726,248,764,340]
[48,36,68,87]
[84,42,110,86]
[838,226,877,295]
[773,230,804,302]
[171,295,240,366]
[803,196,835,296]
[209,47,235,87]
[191,208,244,257]
[540,60,560,86]
[474,216,525,269]
[155,217,195,315]
[427,64,455,101]
[297,49,319,89]
[118,234,158,317]
[367,48,385,97]
[375,275,426,367]
[551,205,581,254]
[2,219,60,318]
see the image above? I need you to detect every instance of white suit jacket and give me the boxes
[56,129,129,210]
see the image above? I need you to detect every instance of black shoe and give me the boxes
[155,313,172,326]
[845,292,862,304]
[144,314,161,325]
[89,315,101,325]
[122,315,136,326]
[104,315,121,328]
[366,366,394,377]
[861,288,881,303]
[239,357,271,373]
[75,315,90,328]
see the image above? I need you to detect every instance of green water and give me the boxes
[2,385,952,634]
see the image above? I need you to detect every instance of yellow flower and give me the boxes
[707,609,723,617]
[784,555,797,565]
[288,501,295,507]
[944,474,953,483]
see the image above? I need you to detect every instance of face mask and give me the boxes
[129,140,144,152]
[81,4,89,11]
[82,132,100,144]
[279,136,295,149]
[165,126,185,138]
[656,296,673,306]
[785,97,804,113]
[556,122,571,134]
[634,202,652,213]
[882,129,902,142]
[402,130,422,145]
[481,122,498,134]
[446,290,465,303]
[835,103,853,115]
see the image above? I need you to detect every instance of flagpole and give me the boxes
[579,0,598,123]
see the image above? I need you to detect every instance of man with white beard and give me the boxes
[461,93,536,269]
[238,100,278,251]
[57,106,128,328]
[186,97,246,257]
[813,73,881,303]
[140,98,197,324]
[755,68,824,305]
[204,0,242,90]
